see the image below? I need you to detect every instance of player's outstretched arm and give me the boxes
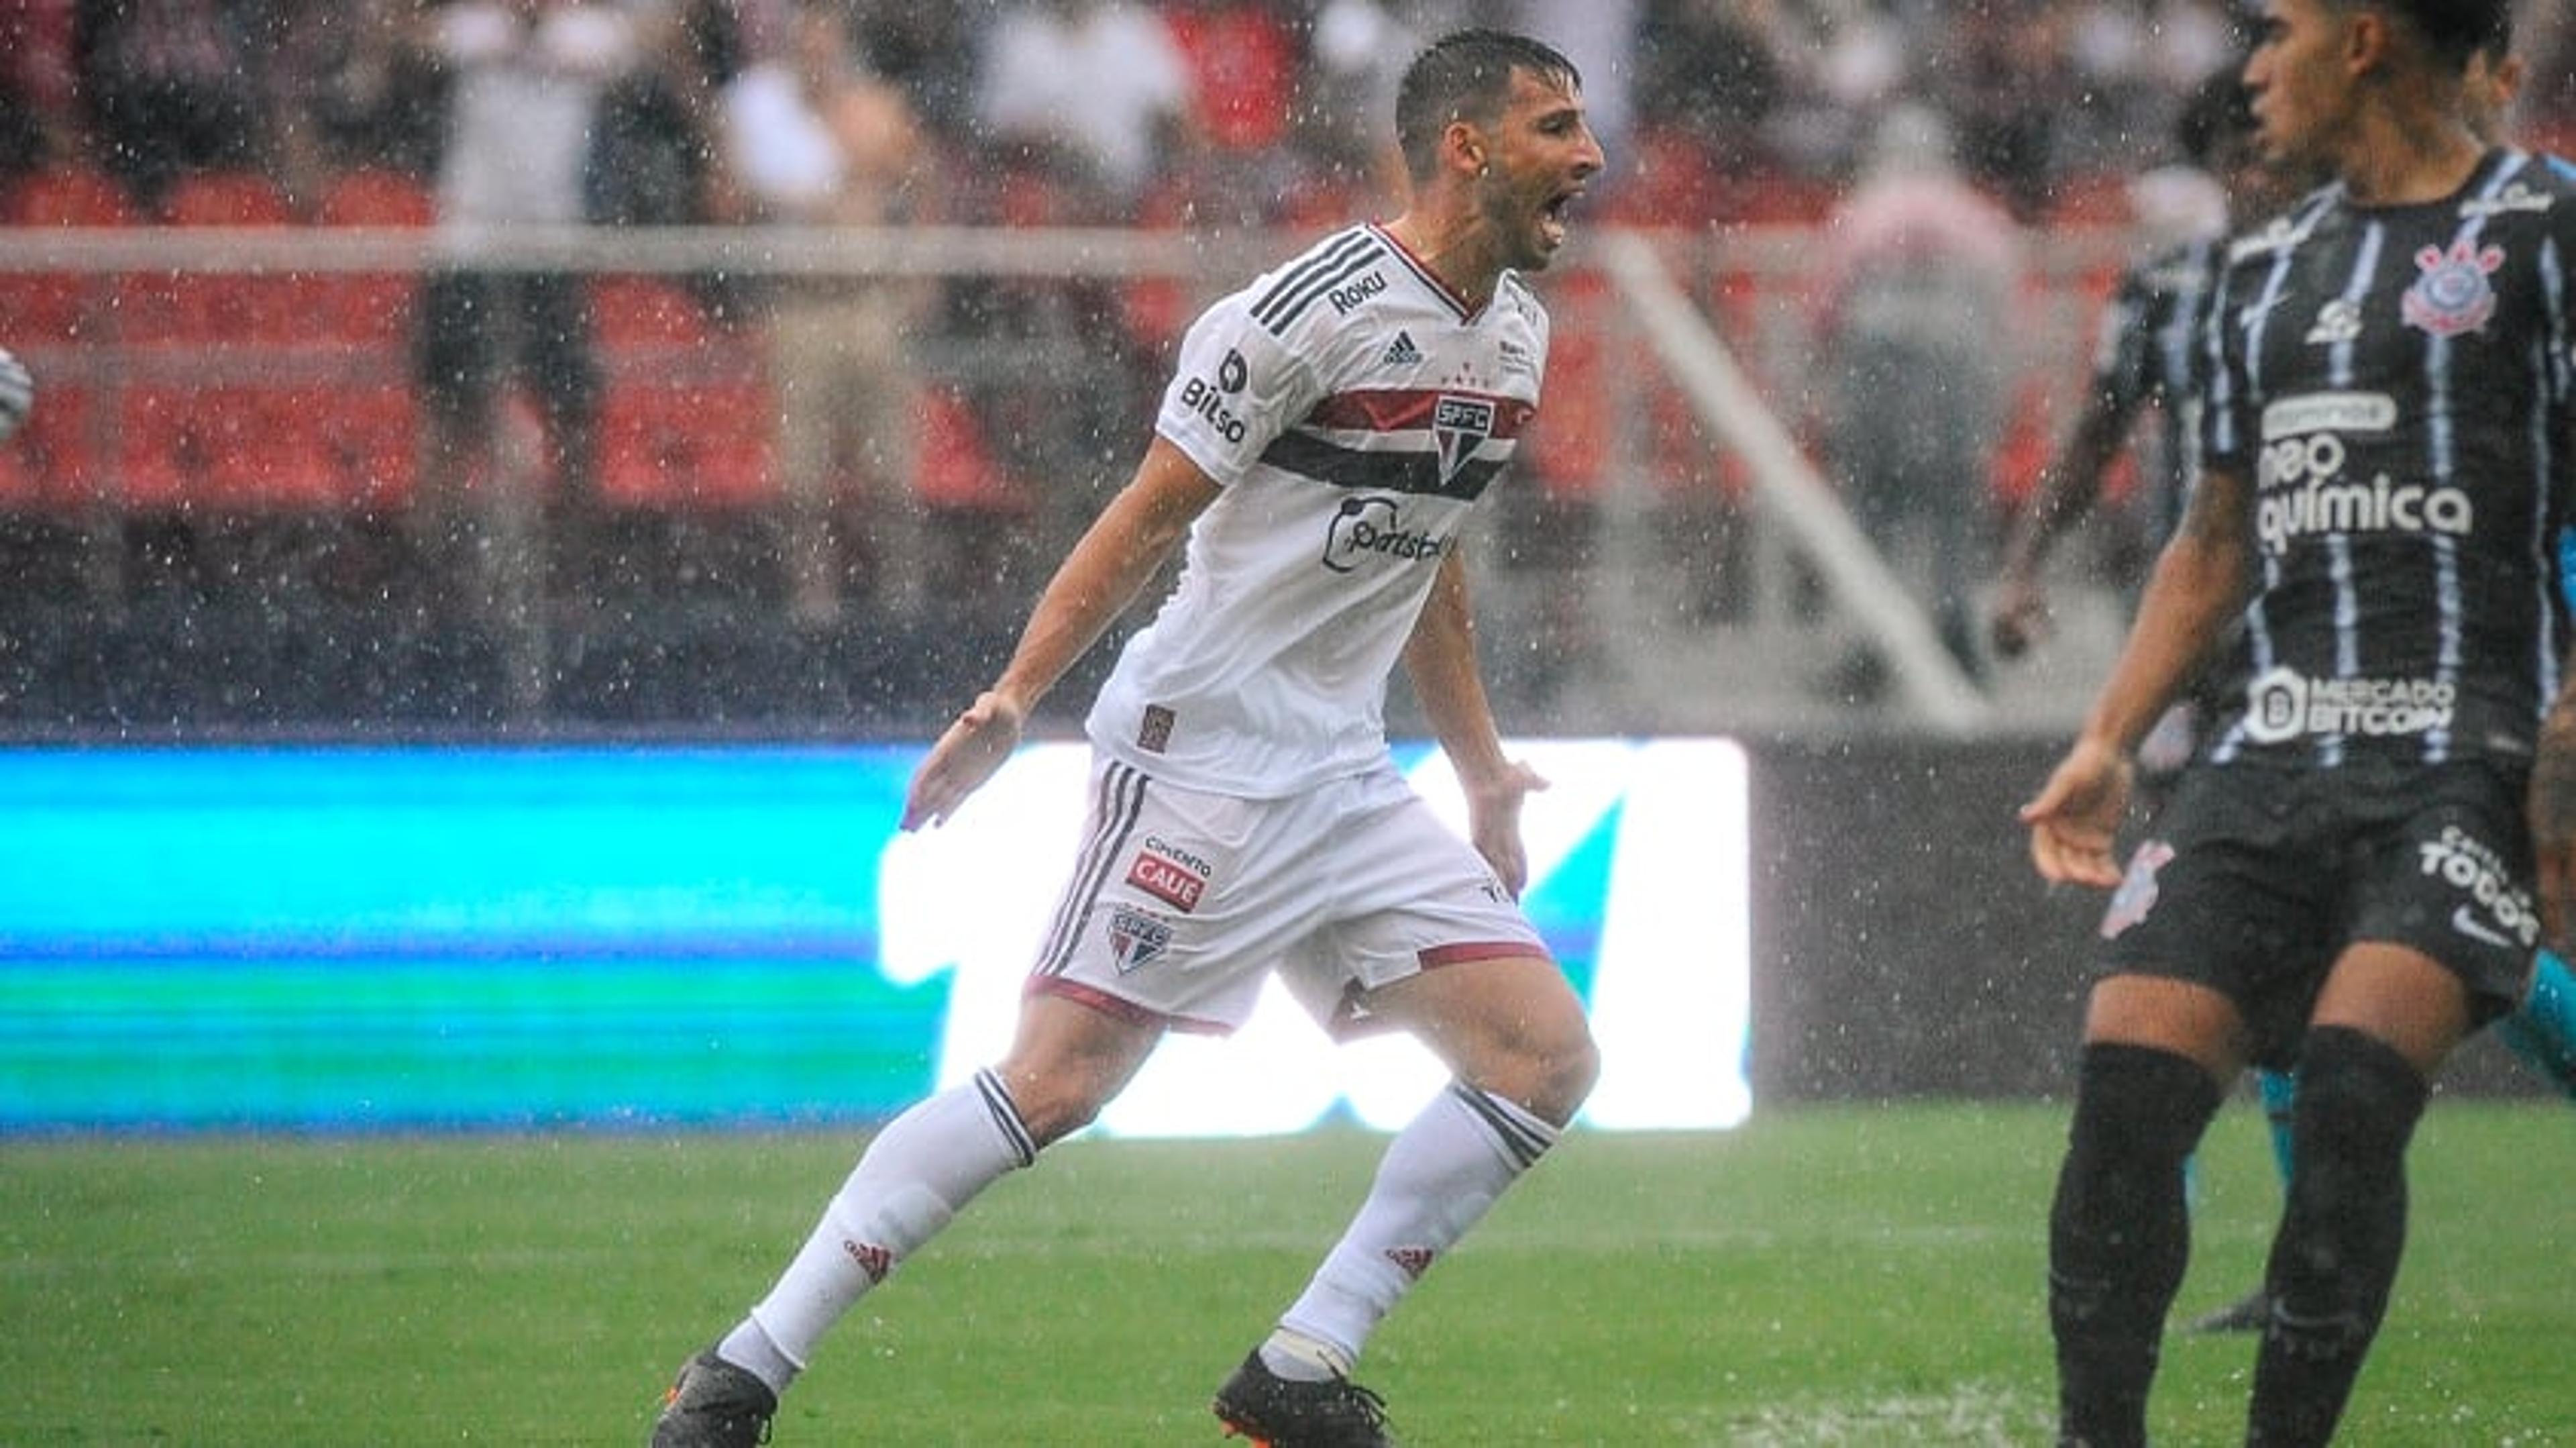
[901,437,1218,830]
[1402,547,1545,895]
[2022,464,2253,885]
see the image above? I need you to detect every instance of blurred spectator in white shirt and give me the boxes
[1811,102,2025,687]
[972,0,1193,212]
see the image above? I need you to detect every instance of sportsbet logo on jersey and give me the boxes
[1323,495,1451,574]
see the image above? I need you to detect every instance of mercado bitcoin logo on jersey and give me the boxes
[2243,666,2457,744]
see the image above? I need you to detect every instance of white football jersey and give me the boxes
[1085,223,1551,796]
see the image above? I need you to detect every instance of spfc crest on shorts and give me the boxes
[1106,905,1173,973]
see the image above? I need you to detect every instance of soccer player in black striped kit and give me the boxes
[2019,1,2576,1442]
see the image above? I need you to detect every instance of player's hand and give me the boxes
[902,690,1026,831]
[1989,574,2047,660]
[2019,738,2133,888]
[1464,759,1549,898]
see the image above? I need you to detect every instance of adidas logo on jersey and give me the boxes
[1381,331,1423,367]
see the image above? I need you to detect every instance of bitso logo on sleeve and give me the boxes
[1179,349,1254,444]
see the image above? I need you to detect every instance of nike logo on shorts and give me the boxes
[2452,904,2516,949]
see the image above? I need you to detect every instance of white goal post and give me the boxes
[1596,230,1994,735]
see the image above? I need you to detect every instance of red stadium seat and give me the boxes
[1519,269,1614,501]
[2043,171,2133,228]
[0,163,136,226]
[912,384,1020,511]
[111,385,230,511]
[1167,3,1297,152]
[11,379,105,509]
[591,276,713,348]
[0,164,138,347]
[313,168,435,228]
[599,378,775,509]
[311,169,434,345]
[593,276,769,507]
[304,384,419,510]
[157,169,297,227]
[135,170,309,346]
[1608,128,1731,227]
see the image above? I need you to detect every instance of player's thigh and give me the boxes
[2083,972,2252,1079]
[2309,941,2475,1076]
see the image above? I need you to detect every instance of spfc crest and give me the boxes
[2402,238,2504,338]
[1106,905,1173,974]
[1432,394,1495,484]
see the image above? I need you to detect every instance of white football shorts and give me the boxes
[1024,755,1548,1035]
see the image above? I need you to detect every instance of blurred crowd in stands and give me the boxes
[1,1,2571,733]
[10,1,2571,234]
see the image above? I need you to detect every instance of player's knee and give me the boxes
[2068,1041,2223,1168]
[984,1058,1126,1149]
[1001,1079,1110,1149]
[2291,1027,2426,1163]
[1517,1015,1600,1127]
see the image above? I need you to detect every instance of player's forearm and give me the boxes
[989,451,1202,713]
[1403,554,1511,786]
[2076,478,2250,755]
[2006,403,2130,576]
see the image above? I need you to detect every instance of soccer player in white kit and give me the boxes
[653,30,1606,1448]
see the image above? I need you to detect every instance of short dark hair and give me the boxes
[1393,30,1581,180]
[2344,0,2514,69]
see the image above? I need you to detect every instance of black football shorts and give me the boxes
[2095,760,2536,1068]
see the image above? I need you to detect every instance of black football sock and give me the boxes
[2049,1042,2223,1448]
[2248,1026,2428,1447]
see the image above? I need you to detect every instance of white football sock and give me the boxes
[729,1070,1036,1392]
[1272,1081,1557,1375]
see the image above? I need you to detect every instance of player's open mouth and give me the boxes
[1541,189,1580,244]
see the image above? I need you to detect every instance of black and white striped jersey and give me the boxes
[2200,148,2576,770]
[2091,235,2226,544]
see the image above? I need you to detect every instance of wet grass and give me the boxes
[4,1099,2565,1444]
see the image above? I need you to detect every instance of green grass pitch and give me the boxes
[4,1100,2566,1445]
